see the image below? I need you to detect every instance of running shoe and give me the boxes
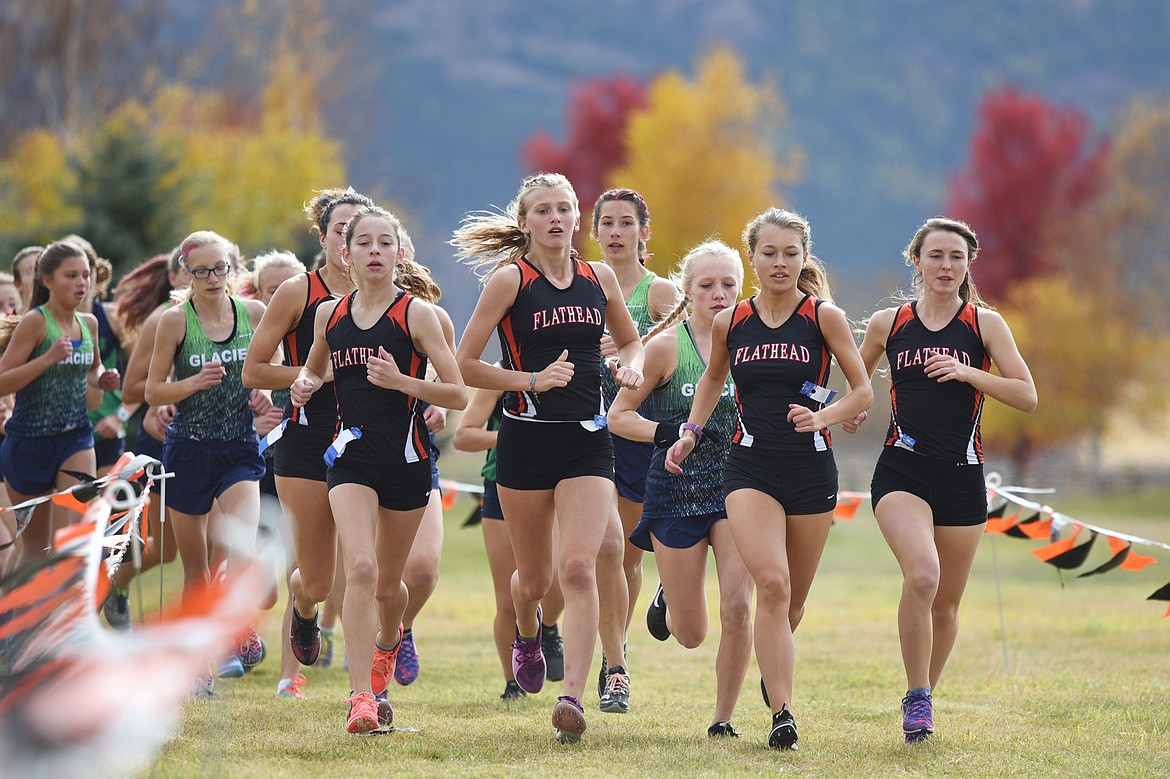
[376,690,394,728]
[708,721,740,737]
[289,606,321,666]
[217,656,244,679]
[511,607,545,694]
[646,581,670,641]
[277,674,307,699]
[370,625,403,696]
[191,673,216,698]
[552,695,587,744]
[237,627,266,669]
[500,680,527,701]
[394,627,419,685]
[102,584,131,631]
[346,691,379,734]
[768,707,798,750]
[902,689,934,743]
[599,665,631,713]
[316,629,335,668]
[541,622,564,682]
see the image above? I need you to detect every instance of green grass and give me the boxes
[144,459,1170,777]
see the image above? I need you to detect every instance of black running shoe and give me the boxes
[501,680,527,701]
[599,665,630,714]
[646,581,670,641]
[708,721,740,737]
[768,707,798,750]
[289,606,321,666]
[542,622,565,682]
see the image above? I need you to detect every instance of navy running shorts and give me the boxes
[481,478,503,521]
[0,426,94,496]
[629,509,726,552]
[162,436,265,516]
[612,433,653,503]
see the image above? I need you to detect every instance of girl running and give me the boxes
[850,217,1036,743]
[666,209,873,750]
[0,240,120,563]
[453,372,566,702]
[451,172,644,743]
[290,205,466,734]
[608,240,753,738]
[243,189,374,701]
[145,230,267,695]
[590,188,679,713]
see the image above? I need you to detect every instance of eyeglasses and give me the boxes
[186,263,231,280]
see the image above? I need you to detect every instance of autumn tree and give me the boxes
[0,130,79,258]
[946,88,1108,303]
[609,45,801,279]
[67,108,184,275]
[0,0,165,151]
[1098,99,1170,332]
[521,75,647,253]
[980,275,1139,479]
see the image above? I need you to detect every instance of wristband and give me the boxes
[679,422,704,443]
[115,406,132,423]
[653,421,681,449]
[529,371,538,392]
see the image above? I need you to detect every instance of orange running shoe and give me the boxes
[346,691,379,734]
[370,624,403,695]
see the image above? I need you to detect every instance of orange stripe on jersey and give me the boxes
[573,258,600,284]
[890,303,916,337]
[516,258,543,292]
[327,294,351,332]
[284,329,300,365]
[728,299,754,332]
[956,302,980,336]
[796,295,819,327]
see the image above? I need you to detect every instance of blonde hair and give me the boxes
[341,206,442,303]
[903,216,987,307]
[172,230,237,303]
[643,240,742,343]
[450,172,578,280]
[742,208,833,303]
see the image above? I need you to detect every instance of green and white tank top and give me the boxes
[601,271,659,409]
[168,298,256,443]
[7,307,95,437]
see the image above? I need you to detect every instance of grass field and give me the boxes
[143,453,1170,777]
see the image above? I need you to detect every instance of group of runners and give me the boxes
[0,175,1036,748]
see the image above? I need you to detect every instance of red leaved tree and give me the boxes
[946,88,1109,302]
[521,74,647,252]
[947,88,1120,480]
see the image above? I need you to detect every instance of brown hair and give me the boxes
[742,207,832,303]
[903,216,987,307]
[450,172,578,280]
[305,188,377,237]
[114,254,173,340]
[0,240,92,352]
[591,188,651,264]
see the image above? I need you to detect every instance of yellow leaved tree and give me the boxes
[980,274,1141,479]
[0,129,80,243]
[608,45,802,279]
